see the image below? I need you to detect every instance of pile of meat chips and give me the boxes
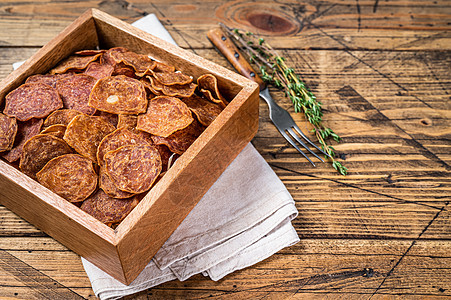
[0,47,227,227]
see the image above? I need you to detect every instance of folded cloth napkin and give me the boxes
[15,13,300,300]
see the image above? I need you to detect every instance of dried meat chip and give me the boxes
[80,189,139,226]
[2,118,43,163]
[112,64,137,78]
[137,96,194,138]
[49,54,102,74]
[162,82,197,98]
[75,49,106,56]
[99,167,135,199]
[40,124,66,139]
[104,144,162,194]
[152,71,192,86]
[64,115,116,163]
[153,61,175,73]
[182,94,223,126]
[101,47,129,66]
[148,76,164,91]
[117,114,138,130]
[97,127,151,167]
[36,154,97,203]
[56,74,97,115]
[84,62,114,80]
[152,120,204,155]
[4,83,63,121]
[109,49,156,77]
[89,75,147,114]
[197,74,228,107]
[97,111,118,127]
[19,134,73,179]
[25,73,73,88]
[43,109,82,128]
[0,113,17,152]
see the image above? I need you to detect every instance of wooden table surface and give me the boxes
[0,0,449,299]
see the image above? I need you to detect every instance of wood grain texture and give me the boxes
[0,0,450,298]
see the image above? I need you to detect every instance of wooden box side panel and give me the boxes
[116,85,259,283]
[0,161,127,282]
[0,9,99,102]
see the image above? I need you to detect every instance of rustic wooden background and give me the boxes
[0,0,450,299]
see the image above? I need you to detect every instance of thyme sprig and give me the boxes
[219,23,347,175]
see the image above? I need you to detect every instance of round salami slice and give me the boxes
[88,75,147,114]
[181,94,223,127]
[2,118,43,163]
[43,109,82,129]
[4,83,63,121]
[36,154,97,203]
[136,96,193,138]
[99,167,135,199]
[104,144,162,194]
[0,113,18,152]
[64,115,116,163]
[80,189,139,226]
[97,127,151,167]
[84,62,114,80]
[19,134,73,179]
[56,74,97,115]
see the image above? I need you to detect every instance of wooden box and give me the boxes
[0,9,259,284]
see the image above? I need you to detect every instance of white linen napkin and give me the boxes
[14,14,300,300]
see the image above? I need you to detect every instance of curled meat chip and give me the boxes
[142,77,163,96]
[0,113,17,152]
[97,127,152,167]
[104,144,162,194]
[4,83,63,121]
[152,120,204,155]
[182,95,223,126]
[153,61,175,73]
[152,71,192,86]
[81,189,139,226]
[40,124,66,139]
[137,96,193,138]
[49,54,102,74]
[84,62,114,80]
[109,49,156,77]
[19,134,73,179]
[112,64,137,78]
[99,167,135,199]
[36,154,97,203]
[43,109,82,129]
[100,47,129,66]
[117,114,137,130]
[56,74,97,115]
[197,74,228,108]
[162,83,197,98]
[64,115,116,163]
[2,118,43,163]
[75,49,106,56]
[89,75,147,114]
[148,76,164,91]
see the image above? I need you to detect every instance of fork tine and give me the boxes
[292,124,332,158]
[287,128,324,162]
[278,129,316,166]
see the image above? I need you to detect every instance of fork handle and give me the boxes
[207,27,266,91]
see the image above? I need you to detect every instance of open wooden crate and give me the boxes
[0,9,259,284]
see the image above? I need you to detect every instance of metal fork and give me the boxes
[260,88,330,166]
[207,27,330,165]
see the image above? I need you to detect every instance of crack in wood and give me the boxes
[0,249,85,299]
[368,203,448,298]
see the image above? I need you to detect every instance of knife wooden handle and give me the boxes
[207,27,266,91]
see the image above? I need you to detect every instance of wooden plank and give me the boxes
[0,0,449,50]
